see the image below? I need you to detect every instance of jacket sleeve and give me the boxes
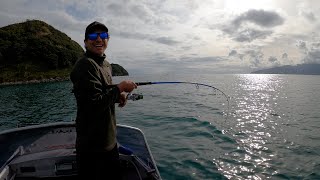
[72,58,120,107]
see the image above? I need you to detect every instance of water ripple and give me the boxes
[1,75,320,180]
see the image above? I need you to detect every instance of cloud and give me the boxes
[268,56,278,63]
[228,50,237,56]
[1,0,319,74]
[312,41,320,47]
[125,55,232,75]
[222,9,284,42]
[282,53,288,59]
[297,41,307,51]
[303,49,320,63]
[106,2,158,24]
[154,37,180,45]
[301,11,317,22]
[228,49,244,60]
[233,29,273,42]
[268,56,281,66]
[301,39,320,63]
[232,9,285,28]
[281,52,294,64]
[244,49,265,67]
[115,31,179,45]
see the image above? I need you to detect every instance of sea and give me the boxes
[0,74,319,180]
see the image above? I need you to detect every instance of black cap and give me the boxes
[85,21,108,39]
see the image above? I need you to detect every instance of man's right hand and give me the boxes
[117,80,137,93]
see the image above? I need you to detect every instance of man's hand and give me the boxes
[118,93,127,107]
[117,80,137,93]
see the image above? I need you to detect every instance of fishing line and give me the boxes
[133,81,230,118]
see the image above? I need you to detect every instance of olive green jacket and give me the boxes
[70,51,120,152]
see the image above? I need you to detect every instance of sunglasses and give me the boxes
[87,32,109,40]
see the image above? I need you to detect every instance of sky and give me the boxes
[1,0,320,75]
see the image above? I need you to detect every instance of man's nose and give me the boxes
[96,35,102,41]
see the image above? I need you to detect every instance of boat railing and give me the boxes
[0,146,23,180]
[0,146,24,172]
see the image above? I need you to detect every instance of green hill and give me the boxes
[0,20,128,84]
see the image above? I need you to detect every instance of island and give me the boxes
[251,64,320,75]
[0,20,128,85]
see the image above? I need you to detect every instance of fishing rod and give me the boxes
[124,81,230,116]
[136,81,229,100]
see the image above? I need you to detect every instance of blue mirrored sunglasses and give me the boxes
[87,32,109,40]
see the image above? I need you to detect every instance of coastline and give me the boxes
[0,73,128,86]
[0,77,69,86]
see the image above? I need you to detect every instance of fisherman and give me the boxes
[70,21,137,179]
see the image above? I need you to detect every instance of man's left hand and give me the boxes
[118,93,127,107]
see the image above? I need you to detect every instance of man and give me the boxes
[70,21,137,179]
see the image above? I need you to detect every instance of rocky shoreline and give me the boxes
[0,77,69,86]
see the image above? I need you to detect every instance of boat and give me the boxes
[0,122,161,179]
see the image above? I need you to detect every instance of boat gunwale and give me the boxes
[0,122,143,135]
[0,121,162,179]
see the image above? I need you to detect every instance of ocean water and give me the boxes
[0,74,320,180]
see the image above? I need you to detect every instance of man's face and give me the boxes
[84,30,109,56]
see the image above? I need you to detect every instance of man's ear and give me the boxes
[84,40,87,49]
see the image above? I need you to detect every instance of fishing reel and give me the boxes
[126,93,143,101]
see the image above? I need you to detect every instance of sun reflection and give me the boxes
[238,74,281,91]
[217,74,285,179]
[235,74,284,124]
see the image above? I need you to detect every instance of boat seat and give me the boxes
[9,148,77,178]
[6,149,156,180]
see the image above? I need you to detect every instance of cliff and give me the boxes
[0,20,128,84]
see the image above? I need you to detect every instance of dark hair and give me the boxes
[85,21,108,40]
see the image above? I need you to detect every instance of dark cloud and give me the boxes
[154,37,179,45]
[232,9,285,28]
[297,41,307,51]
[228,49,245,60]
[268,56,280,66]
[222,9,284,42]
[282,53,288,59]
[114,31,179,45]
[228,50,237,56]
[268,56,278,62]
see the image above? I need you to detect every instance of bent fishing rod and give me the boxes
[135,81,229,100]
[114,81,230,115]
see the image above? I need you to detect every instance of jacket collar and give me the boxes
[85,51,106,65]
